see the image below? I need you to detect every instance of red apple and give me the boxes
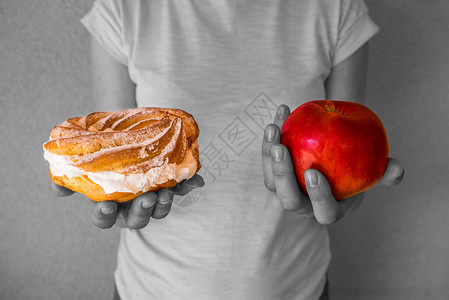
[280,100,389,200]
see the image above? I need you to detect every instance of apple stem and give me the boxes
[325,103,337,113]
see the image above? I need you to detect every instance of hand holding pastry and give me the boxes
[44,107,203,229]
[50,175,204,229]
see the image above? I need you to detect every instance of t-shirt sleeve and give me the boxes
[332,0,379,66]
[80,0,129,65]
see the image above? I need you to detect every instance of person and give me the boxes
[50,0,404,299]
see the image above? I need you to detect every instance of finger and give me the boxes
[184,174,205,188]
[304,169,340,225]
[273,104,290,129]
[262,124,281,192]
[152,189,174,219]
[262,105,290,192]
[49,181,74,197]
[92,201,118,229]
[170,174,204,196]
[169,183,193,196]
[376,157,404,187]
[125,193,158,229]
[271,144,313,216]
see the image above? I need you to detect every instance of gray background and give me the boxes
[0,1,448,299]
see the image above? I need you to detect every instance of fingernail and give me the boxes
[159,199,171,205]
[159,195,173,205]
[265,126,275,142]
[272,145,283,162]
[101,206,114,215]
[141,200,154,209]
[277,106,285,118]
[157,190,173,205]
[307,171,318,187]
[396,169,405,183]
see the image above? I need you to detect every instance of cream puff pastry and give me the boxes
[43,107,201,202]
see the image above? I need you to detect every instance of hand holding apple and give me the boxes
[262,104,404,225]
[281,100,391,200]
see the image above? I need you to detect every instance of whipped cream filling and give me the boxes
[43,149,198,194]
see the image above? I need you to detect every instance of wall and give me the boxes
[328,1,449,299]
[0,1,119,299]
[0,1,447,299]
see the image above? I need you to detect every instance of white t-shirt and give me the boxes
[81,1,378,299]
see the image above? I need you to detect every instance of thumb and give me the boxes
[304,169,340,225]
